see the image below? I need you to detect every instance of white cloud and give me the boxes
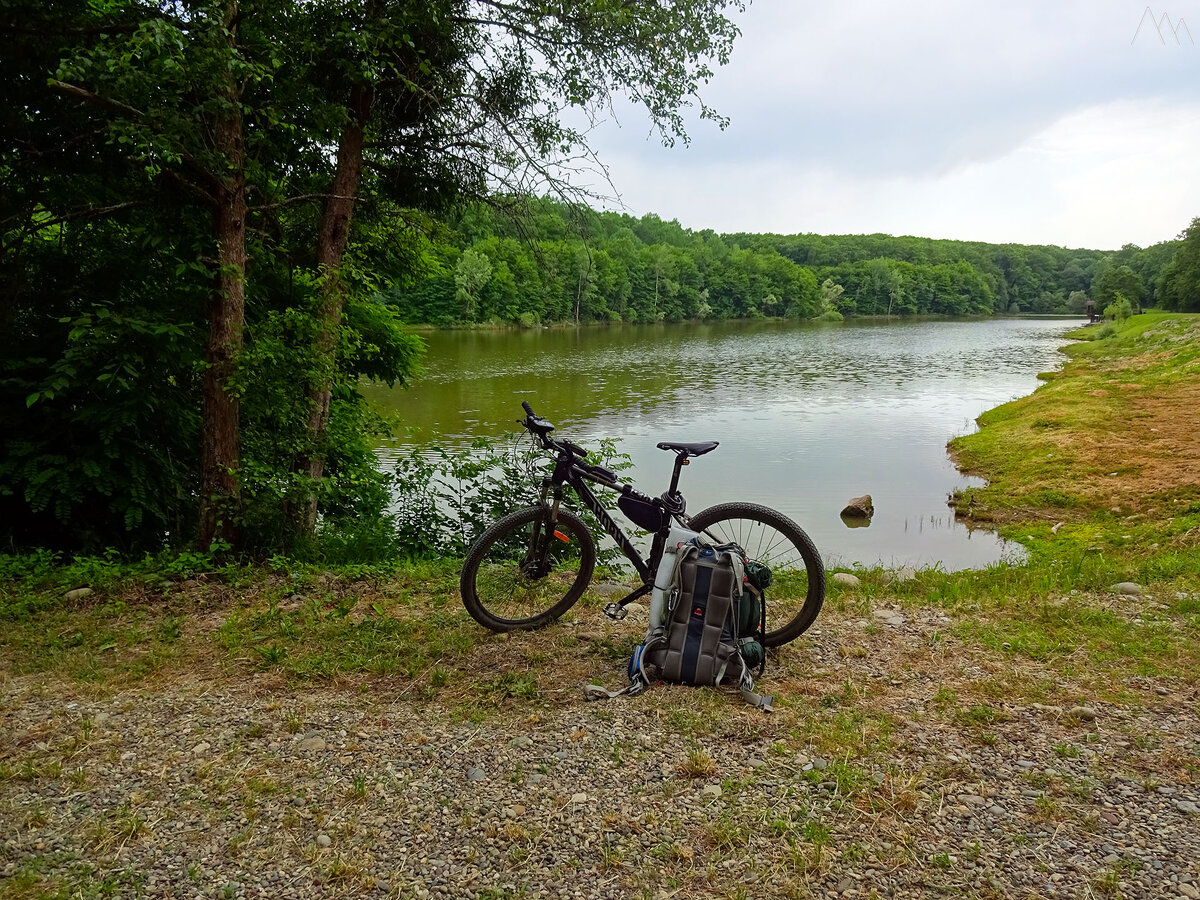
[580,0,1200,247]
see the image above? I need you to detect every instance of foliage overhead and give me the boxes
[0,0,748,553]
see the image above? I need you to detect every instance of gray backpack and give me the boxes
[586,538,772,710]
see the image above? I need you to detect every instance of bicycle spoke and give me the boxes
[463,507,596,629]
[688,502,825,646]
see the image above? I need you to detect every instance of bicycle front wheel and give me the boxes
[460,506,597,632]
[688,502,825,647]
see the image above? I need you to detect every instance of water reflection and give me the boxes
[364,318,1074,570]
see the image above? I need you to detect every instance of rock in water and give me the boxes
[841,494,874,518]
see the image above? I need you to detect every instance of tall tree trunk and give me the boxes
[291,82,373,535]
[575,269,583,324]
[198,5,246,550]
[574,247,591,325]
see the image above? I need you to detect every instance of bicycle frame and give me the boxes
[534,451,686,611]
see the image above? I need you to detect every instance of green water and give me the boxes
[364,318,1074,569]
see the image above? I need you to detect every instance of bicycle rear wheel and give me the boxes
[460,506,597,632]
[688,502,825,646]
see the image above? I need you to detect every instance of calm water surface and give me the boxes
[365,318,1074,569]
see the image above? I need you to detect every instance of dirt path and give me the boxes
[4,596,1199,900]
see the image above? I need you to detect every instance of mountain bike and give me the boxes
[459,402,825,646]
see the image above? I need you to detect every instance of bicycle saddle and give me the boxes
[656,441,719,457]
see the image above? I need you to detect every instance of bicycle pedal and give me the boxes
[603,603,628,621]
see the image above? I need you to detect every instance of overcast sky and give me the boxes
[584,0,1200,250]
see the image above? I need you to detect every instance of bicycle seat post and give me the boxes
[663,452,690,514]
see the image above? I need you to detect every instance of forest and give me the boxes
[386,197,1192,325]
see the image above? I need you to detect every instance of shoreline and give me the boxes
[401,312,1090,332]
[947,312,1200,545]
[2,314,1198,900]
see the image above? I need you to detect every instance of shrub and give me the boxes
[387,436,632,559]
[1104,294,1133,323]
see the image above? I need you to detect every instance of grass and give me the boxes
[1,312,1199,900]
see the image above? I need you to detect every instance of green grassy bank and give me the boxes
[3,314,1200,900]
[1,313,1199,699]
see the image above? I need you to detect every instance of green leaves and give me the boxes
[1156,216,1200,313]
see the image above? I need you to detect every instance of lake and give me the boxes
[364,317,1075,570]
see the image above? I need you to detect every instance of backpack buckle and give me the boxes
[603,603,628,621]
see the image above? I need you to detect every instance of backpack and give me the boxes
[586,537,773,710]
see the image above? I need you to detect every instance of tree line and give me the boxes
[381,198,1193,325]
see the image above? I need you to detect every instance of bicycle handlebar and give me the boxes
[518,400,664,505]
[519,401,589,460]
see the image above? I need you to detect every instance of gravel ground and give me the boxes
[3,603,1200,900]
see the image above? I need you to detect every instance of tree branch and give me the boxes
[1,201,148,252]
[250,192,357,213]
[49,80,219,192]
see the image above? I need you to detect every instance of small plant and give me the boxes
[707,814,749,851]
[1053,741,1081,759]
[954,704,1007,726]
[348,774,367,800]
[678,749,717,779]
[116,804,149,842]
[482,671,538,700]
[23,804,49,828]
[156,616,183,643]
[325,855,361,882]
[598,838,625,870]
[802,819,830,845]
[1033,795,1064,822]
[1104,294,1133,324]
[226,828,251,855]
[255,643,287,665]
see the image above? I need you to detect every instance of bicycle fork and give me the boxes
[522,480,563,578]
